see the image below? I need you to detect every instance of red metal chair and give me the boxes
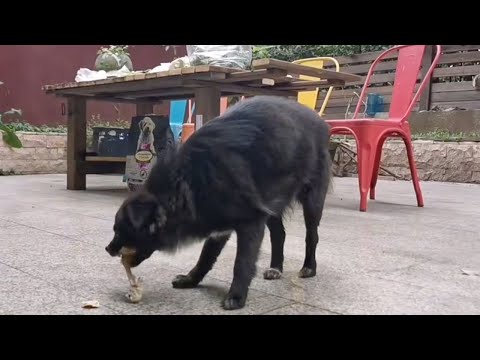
[326,45,442,212]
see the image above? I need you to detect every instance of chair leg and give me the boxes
[370,136,387,200]
[356,141,377,212]
[403,137,424,207]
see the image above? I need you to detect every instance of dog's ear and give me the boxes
[139,119,144,130]
[125,193,158,230]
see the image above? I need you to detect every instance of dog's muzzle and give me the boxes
[105,243,120,257]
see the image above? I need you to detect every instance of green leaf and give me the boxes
[0,123,23,148]
[2,130,22,148]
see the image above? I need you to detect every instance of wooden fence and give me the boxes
[317,45,480,119]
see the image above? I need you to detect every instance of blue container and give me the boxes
[366,93,384,117]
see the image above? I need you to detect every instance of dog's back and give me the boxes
[172,96,331,227]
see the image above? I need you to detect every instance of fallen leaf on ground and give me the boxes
[82,300,100,309]
[460,269,480,277]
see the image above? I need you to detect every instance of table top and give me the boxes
[42,58,362,103]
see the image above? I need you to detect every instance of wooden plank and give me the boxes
[432,81,475,92]
[220,69,287,83]
[433,64,480,78]
[347,72,396,86]
[323,94,393,107]
[111,86,196,99]
[430,100,480,109]
[85,162,125,175]
[324,84,422,101]
[85,156,126,162]
[419,45,434,111]
[326,50,396,66]
[184,80,297,97]
[57,92,166,105]
[325,85,397,99]
[442,45,480,53]
[194,87,221,124]
[438,51,480,65]
[252,58,361,82]
[321,113,350,120]
[337,60,398,75]
[275,79,343,91]
[67,97,87,190]
[193,65,245,74]
[431,90,480,102]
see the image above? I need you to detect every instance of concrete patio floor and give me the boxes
[0,174,479,315]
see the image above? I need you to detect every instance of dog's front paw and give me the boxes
[298,267,316,278]
[222,293,246,310]
[172,274,199,289]
[263,268,282,280]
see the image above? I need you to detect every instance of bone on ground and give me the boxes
[121,256,143,303]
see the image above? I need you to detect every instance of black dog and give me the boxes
[106,96,332,310]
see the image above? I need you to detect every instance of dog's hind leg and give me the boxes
[263,215,285,280]
[297,180,328,278]
[223,219,266,310]
[172,232,230,289]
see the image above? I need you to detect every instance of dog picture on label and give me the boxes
[136,116,156,155]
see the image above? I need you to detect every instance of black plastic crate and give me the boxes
[92,127,129,157]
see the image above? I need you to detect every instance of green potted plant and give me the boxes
[95,45,133,72]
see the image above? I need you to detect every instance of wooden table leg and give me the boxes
[67,97,87,190]
[194,87,221,125]
[136,103,154,115]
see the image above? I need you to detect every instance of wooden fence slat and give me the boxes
[432,90,480,102]
[442,45,480,53]
[438,51,480,65]
[329,50,396,65]
[419,45,435,111]
[430,100,480,109]
[432,81,475,92]
[433,64,480,78]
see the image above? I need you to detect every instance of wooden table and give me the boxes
[42,58,361,190]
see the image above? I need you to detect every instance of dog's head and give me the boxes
[105,191,170,267]
[139,117,156,136]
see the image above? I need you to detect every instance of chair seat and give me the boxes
[326,117,410,137]
[326,117,403,126]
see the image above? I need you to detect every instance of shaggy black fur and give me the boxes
[106,95,332,310]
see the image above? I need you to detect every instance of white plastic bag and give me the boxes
[148,63,171,73]
[186,45,252,70]
[75,68,107,82]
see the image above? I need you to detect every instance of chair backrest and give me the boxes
[293,57,340,116]
[353,45,442,121]
[390,46,426,118]
[170,100,188,126]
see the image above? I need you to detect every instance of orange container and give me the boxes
[181,123,195,144]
